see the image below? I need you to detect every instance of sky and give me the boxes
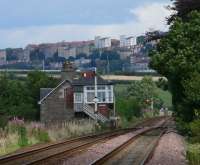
[0,0,172,49]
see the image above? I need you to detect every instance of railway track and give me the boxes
[92,118,171,165]
[0,117,169,165]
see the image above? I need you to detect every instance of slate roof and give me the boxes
[72,76,113,86]
[40,88,53,100]
[38,80,70,104]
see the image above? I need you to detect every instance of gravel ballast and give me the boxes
[147,132,187,165]
[60,120,166,165]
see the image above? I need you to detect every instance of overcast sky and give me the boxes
[0,0,172,49]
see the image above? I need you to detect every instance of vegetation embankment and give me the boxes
[0,118,97,156]
[0,71,59,123]
[115,76,172,127]
[149,0,200,164]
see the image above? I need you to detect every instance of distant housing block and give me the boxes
[95,36,111,49]
[120,35,136,48]
[0,50,7,65]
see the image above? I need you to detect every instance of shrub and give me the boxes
[187,143,200,165]
[116,97,142,121]
[36,129,50,143]
[156,78,168,90]
[30,122,50,143]
[190,119,200,143]
[176,118,190,135]
[18,126,28,147]
[0,116,8,129]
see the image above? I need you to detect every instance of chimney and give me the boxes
[61,61,76,82]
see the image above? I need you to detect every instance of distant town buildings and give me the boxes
[0,50,6,65]
[58,47,77,59]
[0,32,162,72]
[120,35,136,48]
[95,36,111,49]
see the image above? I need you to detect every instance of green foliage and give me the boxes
[156,78,168,90]
[169,0,200,24]
[0,71,58,122]
[0,74,36,120]
[35,129,50,143]
[0,116,8,128]
[190,120,200,143]
[176,118,190,135]
[18,126,28,147]
[116,97,141,121]
[187,143,200,165]
[155,88,172,108]
[128,77,163,110]
[183,72,200,115]
[150,11,200,122]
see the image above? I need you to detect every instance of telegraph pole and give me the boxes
[94,67,98,123]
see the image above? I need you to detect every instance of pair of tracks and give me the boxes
[92,128,165,165]
[92,117,171,165]
[0,117,169,165]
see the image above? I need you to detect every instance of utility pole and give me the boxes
[94,67,98,123]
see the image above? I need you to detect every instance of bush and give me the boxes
[116,97,142,121]
[156,78,168,90]
[36,129,50,143]
[0,116,8,128]
[187,143,200,165]
[18,126,28,147]
[176,118,191,135]
[30,123,50,143]
[190,120,200,143]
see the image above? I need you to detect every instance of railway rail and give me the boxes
[0,117,169,165]
[92,118,171,165]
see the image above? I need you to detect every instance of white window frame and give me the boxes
[74,93,83,103]
[84,85,114,104]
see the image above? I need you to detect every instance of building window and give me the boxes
[98,91,106,102]
[98,86,105,90]
[107,86,111,90]
[74,93,82,103]
[86,86,94,90]
[87,92,95,102]
[108,91,112,102]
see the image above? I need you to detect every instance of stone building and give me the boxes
[39,62,115,123]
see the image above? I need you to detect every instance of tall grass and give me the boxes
[187,143,200,165]
[47,120,96,141]
[0,118,97,156]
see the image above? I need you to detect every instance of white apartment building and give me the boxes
[95,36,111,49]
[120,35,136,48]
[0,50,7,65]
[58,47,77,59]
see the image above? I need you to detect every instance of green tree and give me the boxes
[169,0,200,23]
[0,74,36,120]
[0,71,58,121]
[150,11,200,121]
[26,71,58,119]
[128,77,159,108]
[116,97,141,121]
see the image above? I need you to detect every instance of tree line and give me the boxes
[0,72,58,124]
[150,0,200,122]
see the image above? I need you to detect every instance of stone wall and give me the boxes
[40,82,74,122]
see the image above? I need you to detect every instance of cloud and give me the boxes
[0,2,171,49]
